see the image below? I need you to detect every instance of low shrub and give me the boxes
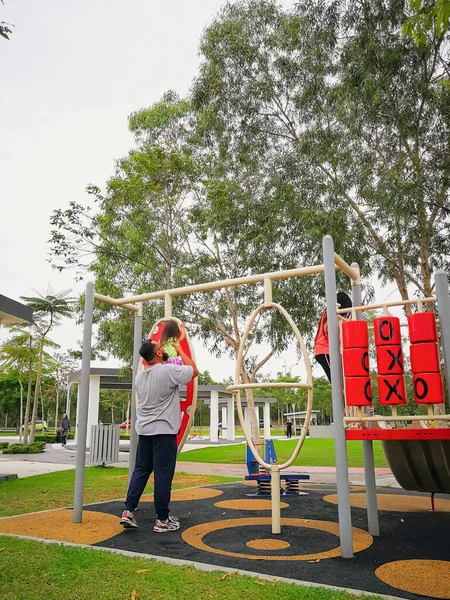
[0,442,9,450]
[3,442,46,455]
[34,434,56,443]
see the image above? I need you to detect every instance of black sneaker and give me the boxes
[120,510,137,529]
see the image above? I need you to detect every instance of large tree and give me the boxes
[192,0,450,309]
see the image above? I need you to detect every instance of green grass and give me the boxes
[0,468,238,518]
[179,438,388,468]
[0,536,383,600]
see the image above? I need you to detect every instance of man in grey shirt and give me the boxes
[120,331,198,533]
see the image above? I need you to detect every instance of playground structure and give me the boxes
[72,235,450,560]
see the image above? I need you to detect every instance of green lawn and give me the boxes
[179,438,389,468]
[0,536,383,600]
[0,467,238,518]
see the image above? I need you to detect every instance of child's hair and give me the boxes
[337,291,352,319]
[337,291,352,310]
[160,320,181,344]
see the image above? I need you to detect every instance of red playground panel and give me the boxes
[346,428,450,441]
[150,321,197,448]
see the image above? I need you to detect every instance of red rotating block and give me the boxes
[408,312,437,344]
[343,348,370,377]
[341,320,368,350]
[376,345,404,375]
[377,374,407,405]
[410,342,440,374]
[413,373,444,404]
[374,316,401,346]
[345,376,373,406]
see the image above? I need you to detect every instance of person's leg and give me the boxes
[124,435,154,511]
[315,354,331,382]
[153,434,177,521]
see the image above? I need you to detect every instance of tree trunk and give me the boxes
[54,383,60,432]
[29,338,44,444]
[22,357,33,447]
[18,379,24,443]
[240,368,261,455]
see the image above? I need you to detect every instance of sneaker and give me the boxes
[153,515,180,533]
[120,510,138,529]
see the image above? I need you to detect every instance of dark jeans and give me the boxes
[125,434,177,520]
[315,353,331,382]
[286,427,292,438]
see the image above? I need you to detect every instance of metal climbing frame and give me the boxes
[323,236,450,558]
[72,244,360,557]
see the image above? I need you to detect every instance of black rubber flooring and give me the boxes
[85,482,450,600]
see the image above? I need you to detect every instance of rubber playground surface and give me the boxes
[1,481,449,599]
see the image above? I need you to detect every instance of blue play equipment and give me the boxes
[245,440,309,495]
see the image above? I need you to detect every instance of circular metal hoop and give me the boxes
[229,302,314,472]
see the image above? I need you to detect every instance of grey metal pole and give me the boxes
[323,236,353,558]
[73,281,94,523]
[128,303,142,482]
[65,383,71,416]
[351,263,379,536]
[435,271,450,411]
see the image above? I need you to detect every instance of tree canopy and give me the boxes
[49,1,449,409]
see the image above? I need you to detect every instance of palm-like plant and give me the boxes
[1,328,57,443]
[20,286,74,444]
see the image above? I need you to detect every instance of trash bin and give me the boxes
[89,424,120,466]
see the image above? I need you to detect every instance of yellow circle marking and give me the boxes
[141,488,223,502]
[0,509,123,545]
[324,493,450,513]
[246,538,291,550]
[376,560,450,599]
[182,517,372,561]
[214,499,289,511]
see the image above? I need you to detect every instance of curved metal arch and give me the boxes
[227,301,314,472]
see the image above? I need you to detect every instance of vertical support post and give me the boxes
[73,281,94,524]
[221,406,227,437]
[210,390,219,443]
[74,383,81,443]
[435,271,450,412]
[264,277,272,307]
[263,401,271,439]
[129,304,142,481]
[351,262,379,536]
[164,293,172,318]
[271,466,281,534]
[323,236,353,558]
[227,395,235,441]
[65,383,71,417]
[86,375,100,448]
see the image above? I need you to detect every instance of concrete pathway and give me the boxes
[0,437,399,487]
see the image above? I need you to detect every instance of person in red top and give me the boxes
[314,292,352,381]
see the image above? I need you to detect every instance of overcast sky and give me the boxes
[1,1,401,383]
[1,0,298,382]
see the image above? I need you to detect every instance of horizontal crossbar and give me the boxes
[227,382,312,392]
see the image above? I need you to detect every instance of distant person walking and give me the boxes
[286,419,293,438]
[60,413,70,447]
